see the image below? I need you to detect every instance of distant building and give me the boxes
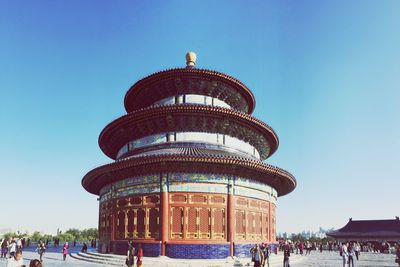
[327,217,400,242]
[82,53,296,258]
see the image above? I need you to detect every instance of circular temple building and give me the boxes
[82,53,296,259]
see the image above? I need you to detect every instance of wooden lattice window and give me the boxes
[186,207,197,238]
[247,212,254,235]
[262,213,269,240]
[235,210,245,234]
[255,212,262,235]
[149,208,159,238]
[137,208,145,238]
[171,207,184,238]
[117,211,125,238]
[212,208,225,239]
[127,210,135,233]
[199,208,210,238]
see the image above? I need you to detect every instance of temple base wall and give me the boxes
[97,173,278,259]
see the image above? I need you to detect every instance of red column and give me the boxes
[227,178,234,257]
[161,173,169,256]
[98,202,101,241]
[110,213,116,253]
[111,214,116,241]
[268,202,272,243]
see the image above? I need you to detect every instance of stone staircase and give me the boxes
[70,251,125,266]
[70,251,304,267]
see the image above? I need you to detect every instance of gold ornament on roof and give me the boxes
[186,52,197,67]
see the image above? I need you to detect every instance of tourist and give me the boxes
[1,238,9,258]
[81,242,88,253]
[136,243,143,267]
[29,259,42,267]
[126,241,135,267]
[9,240,17,258]
[341,242,349,267]
[6,250,24,267]
[91,239,97,248]
[16,239,22,252]
[36,240,46,262]
[305,241,311,255]
[283,241,291,267]
[395,243,400,266]
[62,241,69,261]
[299,241,304,255]
[260,243,269,267]
[250,243,264,267]
[354,242,361,260]
[348,243,355,267]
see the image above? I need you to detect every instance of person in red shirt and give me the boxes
[62,242,69,261]
[136,243,143,267]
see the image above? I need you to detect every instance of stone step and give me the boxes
[70,251,304,267]
[78,252,125,263]
[70,253,124,266]
[85,251,126,260]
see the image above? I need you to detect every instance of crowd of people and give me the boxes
[2,235,400,267]
[276,239,400,267]
[247,238,400,267]
[0,236,82,267]
[340,241,400,267]
[0,243,42,267]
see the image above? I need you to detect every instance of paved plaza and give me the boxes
[0,249,398,267]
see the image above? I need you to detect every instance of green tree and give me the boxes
[64,228,82,241]
[81,228,98,241]
[57,233,74,243]
[1,232,15,240]
[30,231,44,242]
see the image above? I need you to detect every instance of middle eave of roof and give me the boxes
[98,105,279,160]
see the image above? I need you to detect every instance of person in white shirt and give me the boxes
[8,240,17,257]
[341,242,349,267]
[6,250,24,267]
[354,242,361,260]
[16,239,22,251]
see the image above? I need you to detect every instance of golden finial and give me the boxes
[186,52,197,67]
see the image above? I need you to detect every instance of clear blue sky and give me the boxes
[1,1,399,235]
